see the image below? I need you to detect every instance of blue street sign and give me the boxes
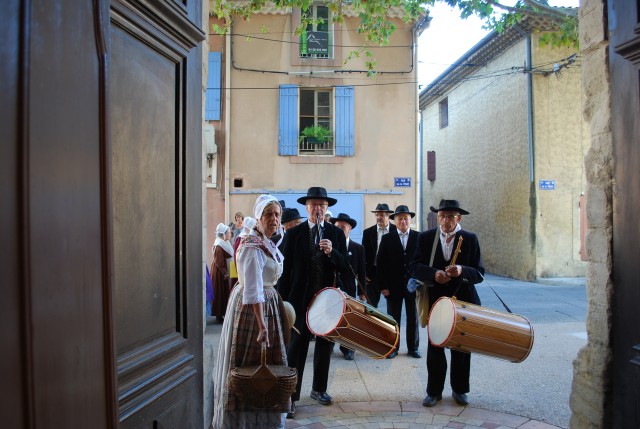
[394,177,412,187]
[539,180,556,190]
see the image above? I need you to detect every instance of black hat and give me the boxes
[429,199,469,215]
[389,205,415,220]
[296,187,337,207]
[281,208,305,224]
[330,213,357,229]
[279,200,286,208]
[371,203,394,213]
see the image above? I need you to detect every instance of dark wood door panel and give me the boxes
[610,0,640,427]
[109,0,204,426]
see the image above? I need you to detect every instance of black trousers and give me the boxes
[365,280,382,308]
[386,290,419,352]
[287,323,333,402]
[426,343,471,396]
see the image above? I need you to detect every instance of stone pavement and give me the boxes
[205,274,586,429]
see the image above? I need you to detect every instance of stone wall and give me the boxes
[569,0,612,427]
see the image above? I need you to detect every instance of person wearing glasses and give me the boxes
[276,187,348,418]
[408,199,484,408]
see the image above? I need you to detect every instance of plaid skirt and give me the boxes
[212,284,290,428]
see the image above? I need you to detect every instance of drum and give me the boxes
[428,297,534,363]
[306,287,399,359]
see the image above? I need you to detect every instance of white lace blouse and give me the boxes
[236,232,283,305]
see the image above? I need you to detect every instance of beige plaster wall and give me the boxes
[422,39,535,280]
[531,36,587,278]
[569,0,612,426]
[225,13,418,230]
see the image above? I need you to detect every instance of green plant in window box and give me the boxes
[300,125,332,144]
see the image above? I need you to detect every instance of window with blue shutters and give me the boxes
[279,84,354,157]
[205,52,221,121]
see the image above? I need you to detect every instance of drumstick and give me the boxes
[448,236,463,267]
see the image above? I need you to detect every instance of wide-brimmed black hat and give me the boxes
[279,200,286,208]
[429,199,469,215]
[371,203,394,213]
[281,208,305,224]
[389,205,415,220]
[296,187,337,206]
[330,213,357,229]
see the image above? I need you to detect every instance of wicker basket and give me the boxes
[230,343,297,410]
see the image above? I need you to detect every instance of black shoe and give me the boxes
[310,390,333,405]
[422,394,442,407]
[286,401,295,419]
[343,351,355,360]
[386,350,398,359]
[408,350,422,358]
[452,391,469,406]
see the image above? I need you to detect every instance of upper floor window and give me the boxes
[278,85,354,157]
[300,5,332,59]
[299,89,333,155]
[439,97,448,129]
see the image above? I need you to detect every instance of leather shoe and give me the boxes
[386,350,398,359]
[286,401,295,419]
[310,390,333,405]
[422,394,442,407]
[408,350,422,358]
[452,391,469,406]
[343,350,355,360]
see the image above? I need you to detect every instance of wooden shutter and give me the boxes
[205,52,221,120]
[427,151,436,181]
[278,84,299,155]
[335,86,354,156]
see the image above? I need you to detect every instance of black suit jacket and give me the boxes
[408,228,484,306]
[276,221,349,331]
[361,223,397,283]
[376,229,419,297]
[339,239,366,298]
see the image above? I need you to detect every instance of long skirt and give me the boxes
[212,284,290,429]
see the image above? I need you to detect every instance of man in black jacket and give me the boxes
[277,187,349,417]
[408,199,484,408]
[331,212,366,360]
[376,205,421,359]
[361,203,396,308]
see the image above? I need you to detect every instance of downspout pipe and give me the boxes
[526,32,534,183]
[224,30,232,223]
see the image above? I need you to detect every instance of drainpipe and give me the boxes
[524,31,535,182]
[224,31,232,223]
[413,25,422,229]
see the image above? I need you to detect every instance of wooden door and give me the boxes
[609,0,640,426]
[1,0,205,427]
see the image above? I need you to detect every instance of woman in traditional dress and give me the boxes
[210,223,235,322]
[212,195,290,429]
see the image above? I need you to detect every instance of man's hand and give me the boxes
[434,270,451,284]
[319,238,332,255]
[445,265,462,278]
[380,289,390,297]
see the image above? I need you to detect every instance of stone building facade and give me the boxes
[419,21,587,281]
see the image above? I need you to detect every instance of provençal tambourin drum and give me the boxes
[306,287,399,359]
[428,296,534,363]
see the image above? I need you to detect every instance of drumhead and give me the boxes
[428,297,456,346]
[307,288,345,335]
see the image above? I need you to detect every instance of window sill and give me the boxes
[289,156,344,164]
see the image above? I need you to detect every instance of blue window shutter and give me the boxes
[335,86,354,156]
[278,84,299,155]
[205,52,221,120]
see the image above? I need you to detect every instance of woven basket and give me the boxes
[230,343,297,409]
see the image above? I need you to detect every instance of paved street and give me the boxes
[205,274,586,428]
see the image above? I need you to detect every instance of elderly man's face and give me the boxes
[305,199,329,223]
[394,213,411,233]
[438,210,461,234]
[334,221,352,238]
[374,211,390,228]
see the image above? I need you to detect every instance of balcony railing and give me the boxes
[299,137,334,155]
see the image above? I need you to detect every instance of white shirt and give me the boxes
[237,231,283,304]
[377,225,389,248]
[398,230,409,249]
[440,224,462,261]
